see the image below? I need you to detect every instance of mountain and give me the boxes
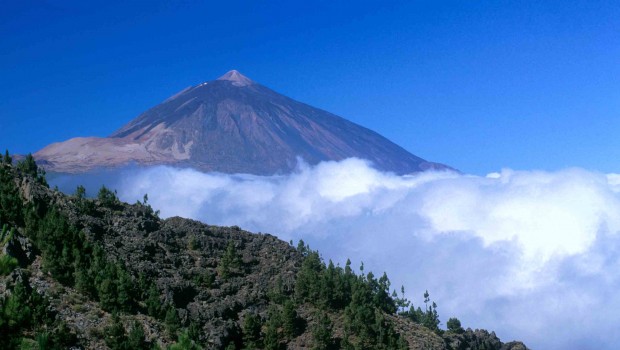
[0,157,525,349]
[34,70,449,174]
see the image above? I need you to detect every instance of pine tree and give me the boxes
[374,272,396,313]
[294,250,323,302]
[395,285,410,314]
[344,280,376,345]
[104,313,127,350]
[0,254,18,276]
[2,150,11,164]
[16,153,47,186]
[187,321,202,343]
[0,162,24,225]
[3,279,32,329]
[169,331,202,350]
[75,185,86,200]
[218,240,242,279]
[263,320,280,350]
[447,317,464,333]
[242,313,262,349]
[281,299,299,339]
[421,291,440,332]
[146,284,162,318]
[127,320,148,349]
[311,311,334,350]
[165,305,181,338]
[97,185,119,208]
[95,261,120,311]
[264,305,282,350]
[116,264,135,312]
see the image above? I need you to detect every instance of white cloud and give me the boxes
[51,159,620,349]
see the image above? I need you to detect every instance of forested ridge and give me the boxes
[0,151,527,349]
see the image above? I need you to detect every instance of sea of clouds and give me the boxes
[51,159,620,349]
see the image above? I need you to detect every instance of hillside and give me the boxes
[0,153,525,349]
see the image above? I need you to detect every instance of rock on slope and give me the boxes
[34,70,449,174]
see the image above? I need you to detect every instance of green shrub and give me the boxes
[0,254,18,275]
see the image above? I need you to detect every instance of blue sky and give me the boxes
[1,0,619,175]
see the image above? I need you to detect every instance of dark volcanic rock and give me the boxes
[34,70,450,174]
[2,231,37,267]
[443,328,529,350]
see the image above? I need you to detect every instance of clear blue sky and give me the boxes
[1,0,619,175]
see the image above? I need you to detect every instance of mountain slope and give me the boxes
[34,71,448,174]
[0,156,523,349]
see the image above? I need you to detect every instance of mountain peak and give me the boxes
[35,71,451,175]
[217,69,254,86]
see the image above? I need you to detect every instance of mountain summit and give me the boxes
[216,69,254,86]
[35,70,448,174]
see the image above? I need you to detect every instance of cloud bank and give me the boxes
[51,159,620,349]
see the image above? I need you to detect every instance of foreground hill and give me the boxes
[34,71,448,174]
[0,154,523,349]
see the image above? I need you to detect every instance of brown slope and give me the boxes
[35,70,450,174]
